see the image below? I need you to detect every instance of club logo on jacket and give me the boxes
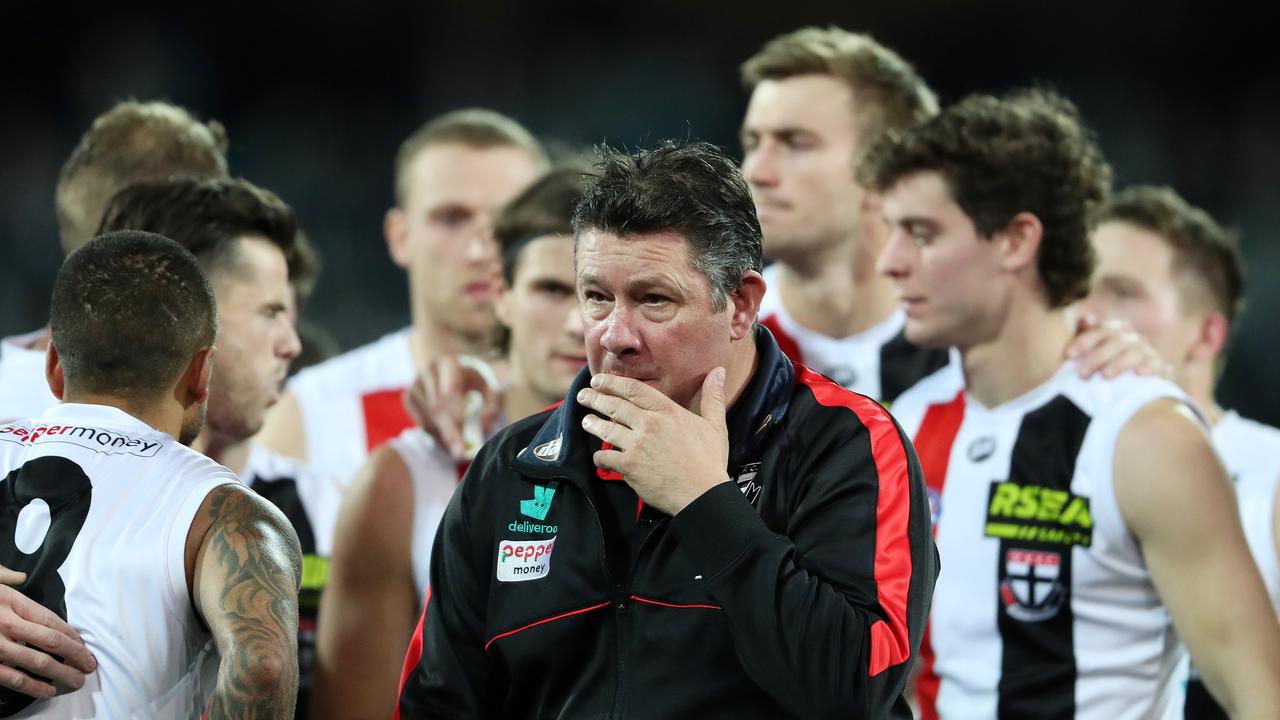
[999,548,1066,621]
[532,435,562,462]
[734,462,763,506]
[496,537,556,582]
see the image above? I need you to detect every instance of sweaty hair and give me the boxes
[572,141,763,312]
[859,88,1112,308]
[495,167,587,285]
[51,230,217,402]
[740,27,939,150]
[97,176,299,283]
[1101,185,1244,324]
[56,101,230,255]
[393,108,548,207]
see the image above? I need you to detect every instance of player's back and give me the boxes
[0,403,239,718]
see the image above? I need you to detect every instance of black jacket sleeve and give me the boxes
[668,409,938,719]
[396,449,500,719]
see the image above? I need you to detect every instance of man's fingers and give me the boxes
[698,368,727,429]
[0,658,57,699]
[589,373,670,411]
[12,597,96,673]
[0,565,25,585]
[0,637,85,693]
[592,448,626,476]
[581,414,633,450]
[576,388,640,429]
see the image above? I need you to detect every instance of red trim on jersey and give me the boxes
[911,390,966,720]
[394,587,431,720]
[361,388,414,451]
[796,365,914,677]
[630,595,721,611]
[483,601,612,651]
[759,313,803,364]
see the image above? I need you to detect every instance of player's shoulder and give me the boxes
[1060,365,1188,424]
[287,326,412,395]
[884,354,965,426]
[163,440,243,486]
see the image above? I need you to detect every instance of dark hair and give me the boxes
[495,167,587,286]
[860,88,1112,308]
[56,101,230,255]
[1101,185,1244,324]
[741,27,938,150]
[572,141,764,311]
[394,108,548,206]
[51,230,217,401]
[97,176,299,281]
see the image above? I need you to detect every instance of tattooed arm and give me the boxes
[187,484,303,719]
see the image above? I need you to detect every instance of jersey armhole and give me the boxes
[164,474,241,629]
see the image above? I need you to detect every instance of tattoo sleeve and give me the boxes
[197,485,303,719]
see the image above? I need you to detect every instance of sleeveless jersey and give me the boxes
[287,327,416,483]
[1184,410,1280,718]
[243,444,344,720]
[0,330,58,424]
[892,362,1191,720]
[386,416,506,604]
[0,403,237,718]
[755,265,949,403]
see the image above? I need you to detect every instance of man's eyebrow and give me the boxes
[576,272,683,294]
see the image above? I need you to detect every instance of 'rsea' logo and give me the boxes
[496,537,556,582]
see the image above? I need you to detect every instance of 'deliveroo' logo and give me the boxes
[521,483,557,521]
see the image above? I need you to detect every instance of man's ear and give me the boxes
[998,211,1044,274]
[385,207,411,269]
[729,271,767,341]
[1187,311,1230,364]
[179,346,217,408]
[45,342,65,400]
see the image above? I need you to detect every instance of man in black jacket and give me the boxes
[396,141,938,719]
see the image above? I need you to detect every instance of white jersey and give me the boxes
[387,428,462,603]
[0,403,238,718]
[0,330,58,424]
[287,327,416,484]
[756,265,949,403]
[386,413,508,603]
[1213,410,1280,614]
[892,363,1191,720]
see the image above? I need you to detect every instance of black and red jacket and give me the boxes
[396,327,938,719]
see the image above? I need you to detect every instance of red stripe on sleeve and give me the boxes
[796,365,914,677]
[362,388,415,451]
[759,314,803,364]
[911,390,965,720]
[394,587,431,720]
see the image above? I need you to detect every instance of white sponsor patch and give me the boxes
[0,423,162,457]
[496,536,555,582]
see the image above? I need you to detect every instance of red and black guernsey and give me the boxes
[396,326,939,719]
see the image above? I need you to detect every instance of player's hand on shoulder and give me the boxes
[0,565,97,698]
[1066,314,1172,380]
[403,354,504,460]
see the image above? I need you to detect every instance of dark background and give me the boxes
[3,0,1276,424]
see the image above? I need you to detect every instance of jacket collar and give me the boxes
[513,325,794,488]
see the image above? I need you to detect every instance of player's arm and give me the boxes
[0,567,96,698]
[254,389,309,463]
[1114,399,1280,719]
[314,446,419,720]
[189,484,303,719]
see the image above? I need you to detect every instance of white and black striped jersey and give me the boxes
[756,265,949,404]
[0,330,57,424]
[893,362,1193,720]
[0,403,238,718]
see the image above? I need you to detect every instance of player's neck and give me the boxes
[505,379,556,424]
[63,392,182,439]
[960,300,1074,410]
[192,431,251,476]
[408,320,493,374]
[773,242,896,339]
[1178,362,1224,426]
